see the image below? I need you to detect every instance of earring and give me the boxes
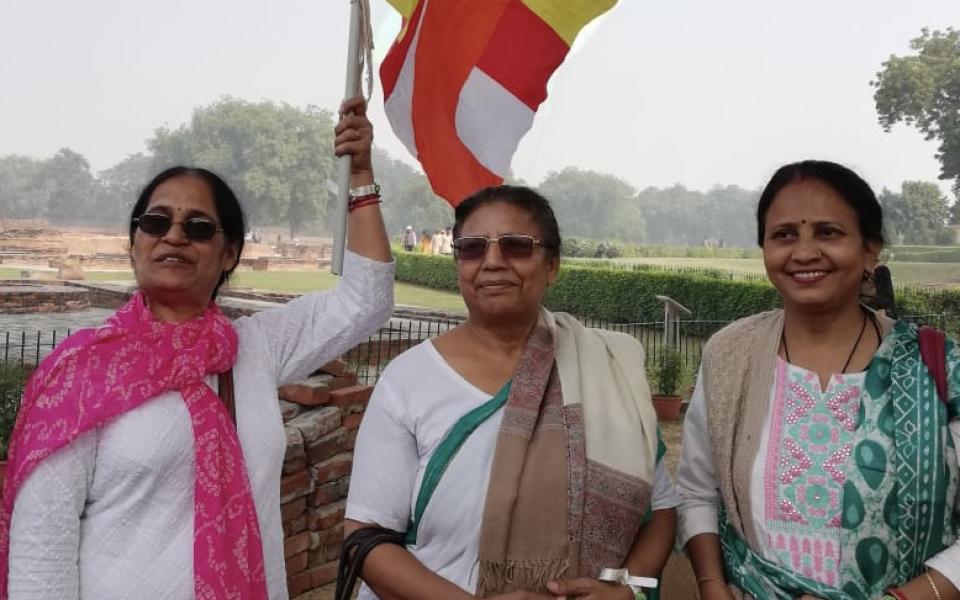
[862,269,874,283]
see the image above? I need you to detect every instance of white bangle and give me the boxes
[598,568,658,592]
[349,183,380,198]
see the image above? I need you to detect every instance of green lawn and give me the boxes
[0,267,466,313]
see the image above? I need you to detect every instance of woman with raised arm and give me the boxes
[2,96,393,600]
[678,160,960,600]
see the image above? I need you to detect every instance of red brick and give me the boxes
[326,375,356,392]
[313,523,344,549]
[284,531,311,558]
[281,497,307,523]
[306,428,347,464]
[311,561,339,587]
[307,501,345,531]
[279,399,302,421]
[288,407,342,444]
[280,470,314,504]
[283,456,307,476]
[278,384,314,405]
[285,550,308,576]
[286,562,339,597]
[325,543,342,562]
[345,428,359,450]
[311,453,352,484]
[311,478,349,506]
[319,359,348,376]
[342,412,364,431]
[283,514,307,537]
[329,385,372,414]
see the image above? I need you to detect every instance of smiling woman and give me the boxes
[1,97,395,600]
[678,160,960,600]
[343,185,678,600]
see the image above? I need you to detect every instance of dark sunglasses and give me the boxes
[133,212,224,242]
[452,234,548,261]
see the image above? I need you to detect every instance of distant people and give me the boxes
[402,226,417,252]
[678,160,960,599]
[419,229,431,254]
[1,96,394,600]
[431,228,443,255]
[440,226,453,255]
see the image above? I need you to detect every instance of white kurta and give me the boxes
[677,365,960,593]
[346,340,679,599]
[7,251,394,600]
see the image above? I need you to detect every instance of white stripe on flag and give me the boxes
[455,67,535,178]
[383,0,430,159]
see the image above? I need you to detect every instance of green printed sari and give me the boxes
[719,321,960,599]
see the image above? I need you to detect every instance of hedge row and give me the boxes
[889,245,960,263]
[394,252,779,323]
[561,238,762,259]
[395,252,960,336]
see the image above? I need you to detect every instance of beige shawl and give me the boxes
[476,309,658,596]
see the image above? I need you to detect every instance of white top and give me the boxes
[440,233,453,255]
[7,251,395,600]
[677,365,960,592]
[430,235,443,255]
[346,340,679,599]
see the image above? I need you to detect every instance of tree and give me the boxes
[879,181,952,245]
[148,98,336,237]
[0,155,51,219]
[537,167,645,243]
[97,153,153,221]
[873,28,960,199]
[41,148,99,224]
[635,184,756,247]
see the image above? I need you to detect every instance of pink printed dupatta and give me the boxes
[0,292,267,600]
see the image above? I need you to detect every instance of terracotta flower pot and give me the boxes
[652,395,683,421]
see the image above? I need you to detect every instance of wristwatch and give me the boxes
[349,183,380,198]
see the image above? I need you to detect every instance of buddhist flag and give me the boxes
[380,0,618,206]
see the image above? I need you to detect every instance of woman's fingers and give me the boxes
[339,95,367,117]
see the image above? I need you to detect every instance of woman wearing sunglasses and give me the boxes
[1,97,393,599]
[344,186,677,600]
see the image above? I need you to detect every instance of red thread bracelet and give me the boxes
[348,196,382,212]
[885,587,909,600]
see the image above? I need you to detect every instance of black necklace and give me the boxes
[781,309,869,374]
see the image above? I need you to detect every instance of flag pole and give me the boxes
[331,0,363,275]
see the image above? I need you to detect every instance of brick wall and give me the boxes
[278,360,372,598]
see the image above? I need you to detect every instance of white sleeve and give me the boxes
[651,455,679,511]
[242,250,394,386]
[676,367,722,546]
[345,374,419,532]
[924,419,960,593]
[8,430,97,600]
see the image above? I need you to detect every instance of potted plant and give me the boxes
[651,349,684,421]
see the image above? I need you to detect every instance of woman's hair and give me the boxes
[756,160,885,249]
[453,185,562,260]
[129,167,246,297]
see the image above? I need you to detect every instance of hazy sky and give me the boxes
[1,0,958,196]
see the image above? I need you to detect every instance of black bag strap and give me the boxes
[335,527,405,600]
[217,368,237,427]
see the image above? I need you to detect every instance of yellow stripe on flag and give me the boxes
[384,0,418,19]
[520,0,617,46]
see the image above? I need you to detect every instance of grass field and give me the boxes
[0,267,467,313]
[607,257,960,287]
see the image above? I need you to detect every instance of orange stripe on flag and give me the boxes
[477,0,569,110]
[521,0,617,46]
[413,0,506,205]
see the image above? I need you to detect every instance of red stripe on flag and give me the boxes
[413,1,506,205]
[380,0,426,100]
[477,0,570,110]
